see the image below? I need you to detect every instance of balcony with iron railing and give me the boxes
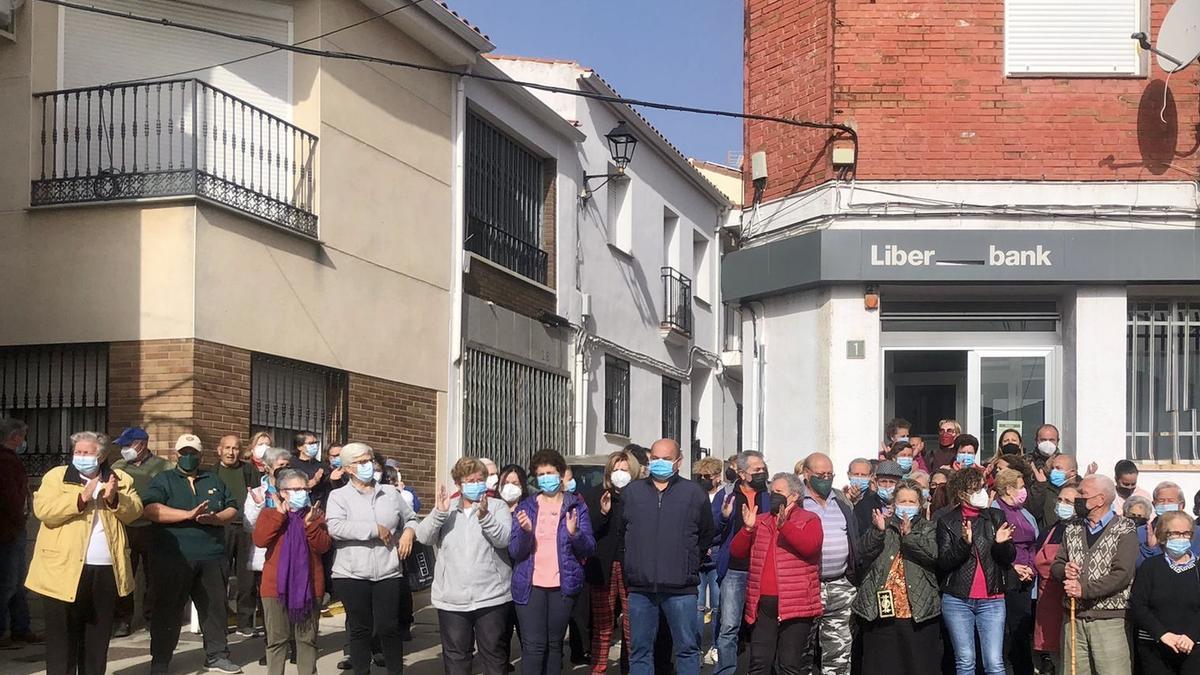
[465,217,549,285]
[661,267,693,342]
[31,79,318,238]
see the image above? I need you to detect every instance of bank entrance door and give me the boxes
[884,346,1058,454]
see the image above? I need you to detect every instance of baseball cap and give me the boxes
[875,460,904,479]
[174,434,203,452]
[114,426,149,446]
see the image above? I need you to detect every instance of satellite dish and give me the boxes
[1154,0,1200,73]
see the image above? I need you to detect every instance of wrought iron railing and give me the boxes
[32,79,318,237]
[661,267,694,337]
[466,217,549,285]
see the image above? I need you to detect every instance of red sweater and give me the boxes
[0,448,28,544]
[731,506,824,623]
[253,509,333,600]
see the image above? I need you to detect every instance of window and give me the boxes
[607,173,633,255]
[464,348,572,468]
[604,356,630,437]
[0,344,108,476]
[465,111,548,284]
[251,354,348,450]
[692,231,711,304]
[662,376,682,444]
[1005,0,1145,76]
[1127,300,1200,462]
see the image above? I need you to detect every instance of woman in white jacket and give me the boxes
[243,447,293,665]
[415,457,513,675]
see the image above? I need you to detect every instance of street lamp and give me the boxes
[582,121,639,199]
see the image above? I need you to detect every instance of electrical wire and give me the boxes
[36,0,857,165]
[106,0,426,86]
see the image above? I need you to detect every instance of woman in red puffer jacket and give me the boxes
[731,472,824,674]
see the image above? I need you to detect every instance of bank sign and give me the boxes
[722,229,1200,301]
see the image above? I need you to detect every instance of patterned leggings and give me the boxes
[589,561,632,674]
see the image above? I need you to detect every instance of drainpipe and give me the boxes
[573,328,588,455]
[747,301,766,453]
[445,73,468,474]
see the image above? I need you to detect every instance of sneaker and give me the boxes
[203,657,243,674]
[257,655,267,667]
[235,628,258,639]
[112,622,132,638]
[703,647,718,666]
[14,632,44,645]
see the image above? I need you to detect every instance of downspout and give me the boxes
[572,146,589,456]
[747,301,766,453]
[446,73,468,471]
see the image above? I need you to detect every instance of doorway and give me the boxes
[885,351,967,443]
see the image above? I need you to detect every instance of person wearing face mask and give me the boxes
[927,419,962,472]
[142,434,242,674]
[584,449,640,674]
[1122,495,1153,529]
[936,466,1017,675]
[246,431,274,475]
[1111,460,1150,514]
[690,457,724,662]
[1051,474,1138,675]
[854,479,942,674]
[214,433,261,639]
[288,431,331,508]
[841,457,874,505]
[1030,452,1079,531]
[709,450,772,675]
[496,463,530,671]
[928,468,953,519]
[244,448,294,667]
[1130,510,1200,675]
[509,448,595,675]
[1033,486,1080,675]
[995,427,1025,460]
[1024,423,1062,476]
[990,468,1039,675]
[730,472,822,674]
[110,425,170,637]
[253,468,331,675]
[853,460,904,537]
[951,433,981,471]
[327,444,347,489]
[1137,481,1200,568]
[414,458,512,675]
[882,417,913,458]
[620,439,714,675]
[480,458,500,496]
[24,431,142,674]
[885,441,917,477]
[799,453,862,675]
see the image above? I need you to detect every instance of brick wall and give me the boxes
[465,256,556,319]
[542,159,558,290]
[192,341,251,454]
[108,339,197,457]
[347,373,438,509]
[745,0,1198,202]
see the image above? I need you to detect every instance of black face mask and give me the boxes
[769,493,788,516]
[1073,497,1091,519]
[748,472,769,491]
[1115,485,1134,498]
[1000,442,1022,456]
[725,467,738,483]
[1129,515,1148,528]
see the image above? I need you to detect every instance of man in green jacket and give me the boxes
[110,426,170,637]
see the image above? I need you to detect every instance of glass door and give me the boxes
[967,349,1056,457]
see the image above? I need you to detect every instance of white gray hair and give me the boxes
[263,447,291,468]
[1082,474,1116,505]
[736,450,765,472]
[69,430,109,456]
[1153,480,1185,504]
[771,472,804,497]
[1122,495,1153,517]
[342,442,373,465]
[274,468,308,489]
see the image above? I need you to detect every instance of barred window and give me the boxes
[250,354,348,451]
[662,376,682,445]
[463,348,571,469]
[604,356,630,437]
[0,343,108,476]
[1127,300,1200,462]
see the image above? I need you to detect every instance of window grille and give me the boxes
[662,376,682,445]
[463,348,571,469]
[250,353,347,451]
[1127,300,1200,462]
[604,356,630,437]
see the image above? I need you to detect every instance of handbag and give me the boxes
[404,542,436,591]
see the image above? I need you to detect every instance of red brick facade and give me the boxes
[745,0,1197,203]
[348,373,438,509]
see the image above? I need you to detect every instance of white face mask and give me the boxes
[968,488,990,509]
[486,474,499,490]
[500,483,523,504]
[373,471,383,483]
[120,447,139,463]
[253,444,270,460]
[1037,440,1057,456]
[610,469,632,489]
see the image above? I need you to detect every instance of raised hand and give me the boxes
[377,524,394,546]
[1086,462,1098,476]
[250,488,265,505]
[899,513,913,536]
[961,519,973,545]
[80,476,101,504]
[309,468,325,488]
[275,496,288,515]
[566,509,579,536]
[722,492,735,519]
[330,468,345,483]
[1032,464,1047,483]
[995,522,1014,544]
[102,473,119,503]
[871,508,887,532]
[517,511,533,533]
[600,491,612,515]
[476,495,489,520]
[742,503,758,531]
[435,485,450,513]
[844,483,861,502]
[306,502,323,525]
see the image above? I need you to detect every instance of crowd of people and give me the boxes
[1,414,1200,675]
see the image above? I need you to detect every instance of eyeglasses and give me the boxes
[1166,531,1193,539]
[808,472,834,480]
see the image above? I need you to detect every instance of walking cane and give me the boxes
[1070,597,1078,675]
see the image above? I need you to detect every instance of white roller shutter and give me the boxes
[1005,0,1145,76]
[61,0,292,120]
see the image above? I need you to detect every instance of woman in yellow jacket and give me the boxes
[25,431,143,675]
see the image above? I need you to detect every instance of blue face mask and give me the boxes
[921,488,931,501]
[1165,538,1192,558]
[1055,502,1075,521]
[1049,469,1068,487]
[462,481,488,502]
[897,436,910,443]
[355,462,375,483]
[849,476,871,492]
[1156,503,1181,516]
[956,453,976,467]
[649,458,676,480]
[73,454,99,475]
[330,456,342,469]
[287,489,310,510]
[895,504,920,520]
[877,485,895,501]
[566,478,577,493]
[537,474,562,494]
[15,441,27,455]
[305,443,320,459]
[897,457,914,473]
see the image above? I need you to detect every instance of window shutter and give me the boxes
[1005,0,1145,76]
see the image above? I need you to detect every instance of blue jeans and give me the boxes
[696,568,720,647]
[628,592,700,675]
[942,594,1006,675]
[0,539,25,637]
[714,570,748,675]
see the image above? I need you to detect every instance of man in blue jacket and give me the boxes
[622,438,715,675]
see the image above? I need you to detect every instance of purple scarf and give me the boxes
[276,510,314,623]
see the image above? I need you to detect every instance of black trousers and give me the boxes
[338,577,405,675]
[1004,588,1035,675]
[114,525,153,626]
[149,557,229,666]
[223,524,258,630]
[861,615,943,675]
[1137,638,1200,675]
[514,586,574,675]
[747,596,814,675]
[44,565,117,675]
[438,604,510,675]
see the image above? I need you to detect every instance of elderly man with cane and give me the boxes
[1051,474,1138,675]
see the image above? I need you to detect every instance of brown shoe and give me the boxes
[13,632,44,645]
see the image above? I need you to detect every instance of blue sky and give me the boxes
[448,0,744,166]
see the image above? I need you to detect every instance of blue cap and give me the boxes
[114,426,149,445]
